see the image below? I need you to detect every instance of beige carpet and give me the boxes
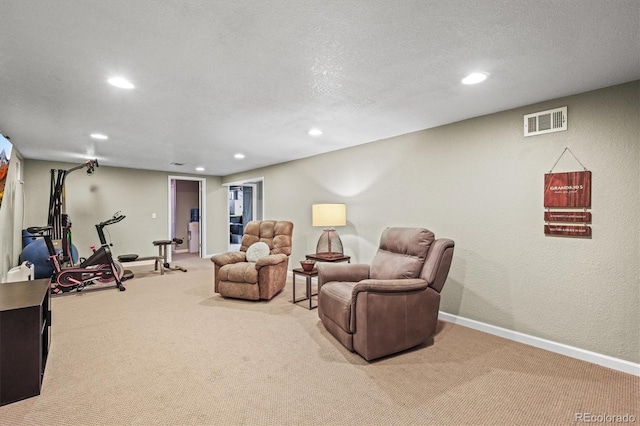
[0,255,637,425]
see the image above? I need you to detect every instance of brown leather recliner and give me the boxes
[211,220,293,300]
[317,227,454,361]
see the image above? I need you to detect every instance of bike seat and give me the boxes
[26,225,53,235]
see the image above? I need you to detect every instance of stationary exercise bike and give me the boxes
[27,212,127,293]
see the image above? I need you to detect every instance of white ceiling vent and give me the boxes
[524,106,567,137]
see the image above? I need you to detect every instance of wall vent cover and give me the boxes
[524,106,567,137]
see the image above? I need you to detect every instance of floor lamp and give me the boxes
[312,203,346,259]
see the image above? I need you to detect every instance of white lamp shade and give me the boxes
[312,204,346,227]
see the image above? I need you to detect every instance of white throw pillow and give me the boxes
[246,242,270,262]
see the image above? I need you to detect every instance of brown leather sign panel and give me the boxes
[544,211,592,223]
[544,171,592,208]
[544,225,592,237]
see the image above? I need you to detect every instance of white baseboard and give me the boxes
[439,312,639,377]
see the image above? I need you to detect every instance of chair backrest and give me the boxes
[420,238,455,293]
[370,227,434,280]
[240,220,294,256]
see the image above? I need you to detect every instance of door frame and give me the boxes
[167,175,207,260]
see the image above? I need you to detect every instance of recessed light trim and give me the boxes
[195,167,205,172]
[108,77,135,89]
[90,133,108,140]
[234,153,245,159]
[462,72,488,85]
[308,128,323,136]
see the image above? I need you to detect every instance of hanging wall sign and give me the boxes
[544,171,591,208]
[543,148,592,237]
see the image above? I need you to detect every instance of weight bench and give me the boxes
[153,238,187,272]
[118,238,187,275]
[118,253,165,275]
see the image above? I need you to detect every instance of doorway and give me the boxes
[168,176,206,261]
[224,178,264,251]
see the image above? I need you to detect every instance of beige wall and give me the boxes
[223,81,640,363]
[21,161,228,260]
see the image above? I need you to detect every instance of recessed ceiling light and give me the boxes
[90,133,108,140]
[308,128,323,136]
[234,153,245,159]
[108,77,135,89]
[462,72,488,85]
[195,167,205,172]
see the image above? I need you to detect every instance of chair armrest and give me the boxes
[352,279,428,299]
[210,251,246,267]
[317,263,370,286]
[350,279,430,335]
[255,253,288,268]
[349,279,439,355]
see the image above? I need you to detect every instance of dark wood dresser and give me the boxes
[0,279,51,406]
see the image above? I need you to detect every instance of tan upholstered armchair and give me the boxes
[317,227,454,361]
[211,220,293,301]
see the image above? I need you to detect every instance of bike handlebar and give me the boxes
[26,225,53,235]
[98,212,126,227]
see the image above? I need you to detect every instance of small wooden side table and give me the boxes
[292,268,318,309]
[305,253,351,263]
[292,255,350,310]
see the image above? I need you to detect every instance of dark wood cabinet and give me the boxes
[0,279,51,406]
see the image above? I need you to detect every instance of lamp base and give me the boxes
[316,228,343,255]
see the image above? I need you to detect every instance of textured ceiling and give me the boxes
[0,0,638,176]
